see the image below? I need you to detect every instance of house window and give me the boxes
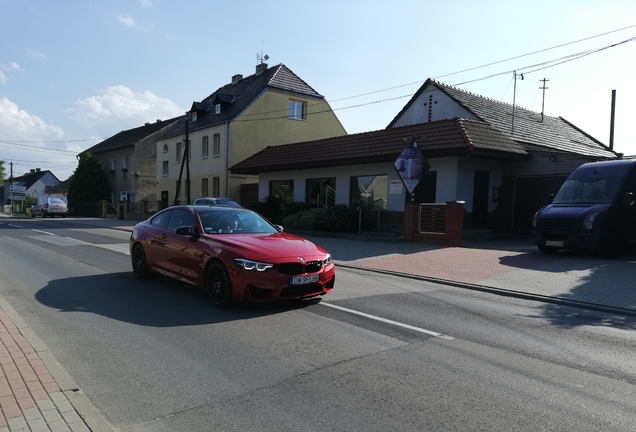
[288,100,305,120]
[202,136,209,159]
[306,178,335,207]
[163,144,168,153]
[122,157,128,170]
[111,159,116,170]
[162,161,169,176]
[213,134,221,157]
[215,104,221,114]
[202,178,208,197]
[191,112,197,121]
[212,176,220,196]
[176,142,182,163]
[270,180,294,204]
[349,175,388,209]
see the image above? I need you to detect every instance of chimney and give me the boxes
[255,63,268,75]
[232,74,243,84]
[36,168,41,172]
[30,169,35,173]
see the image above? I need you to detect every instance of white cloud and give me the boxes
[138,0,153,8]
[27,50,47,60]
[66,85,184,135]
[0,71,6,84]
[0,98,64,142]
[117,14,136,28]
[10,63,19,70]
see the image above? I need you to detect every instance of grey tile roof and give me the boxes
[388,79,618,159]
[79,117,180,156]
[230,118,527,175]
[9,170,58,189]
[161,64,324,139]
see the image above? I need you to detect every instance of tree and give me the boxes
[68,153,110,206]
[0,160,5,184]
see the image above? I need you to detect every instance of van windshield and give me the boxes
[553,177,621,204]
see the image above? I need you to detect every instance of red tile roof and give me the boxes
[230,118,527,175]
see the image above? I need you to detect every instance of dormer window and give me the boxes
[215,104,221,114]
[191,112,197,121]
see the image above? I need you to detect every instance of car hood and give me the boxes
[204,232,329,260]
[541,203,612,218]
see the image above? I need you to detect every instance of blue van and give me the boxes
[531,159,636,257]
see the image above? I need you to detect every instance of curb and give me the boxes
[335,262,636,317]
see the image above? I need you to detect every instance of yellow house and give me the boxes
[156,63,346,207]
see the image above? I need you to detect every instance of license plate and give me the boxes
[545,240,564,247]
[290,274,319,285]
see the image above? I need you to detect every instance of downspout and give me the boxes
[225,121,230,197]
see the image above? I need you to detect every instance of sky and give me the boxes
[1,0,635,182]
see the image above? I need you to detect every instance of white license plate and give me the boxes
[545,240,564,247]
[290,274,319,285]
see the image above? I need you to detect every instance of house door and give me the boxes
[160,191,169,210]
[472,170,490,225]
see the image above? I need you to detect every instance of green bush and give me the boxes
[282,205,357,232]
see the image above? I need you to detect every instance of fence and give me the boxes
[403,201,464,246]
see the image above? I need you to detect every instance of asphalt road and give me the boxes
[1,217,636,431]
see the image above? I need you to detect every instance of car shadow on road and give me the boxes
[34,272,319,327]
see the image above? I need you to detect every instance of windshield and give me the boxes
[196,209,278,234]
[553,177,621,204]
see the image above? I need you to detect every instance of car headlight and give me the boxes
[233,258,273,272]
[322,253,332,266]
[582,213,598,230]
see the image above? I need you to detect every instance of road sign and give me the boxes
[9,185,26,193]
[393,138,430,195]
[9,193,26,201]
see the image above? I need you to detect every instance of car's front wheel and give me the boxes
[205,261,232,308]
[131,243,150,279]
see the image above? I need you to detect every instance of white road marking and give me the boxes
[8,224,25,229]
[32,229,55,235]
[320,302,454,340]
[64,237,129,255]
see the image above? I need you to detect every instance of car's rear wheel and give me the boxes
[205,261,232,308]
[131,243,150,279]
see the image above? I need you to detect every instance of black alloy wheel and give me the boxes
[206,261,232,308]
[131,244,150,279]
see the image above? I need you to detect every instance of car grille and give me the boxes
[276,260,322,276]
[279,284,324,299]
[537,218,577,232]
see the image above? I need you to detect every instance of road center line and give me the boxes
[320,302,454,340]
[8,224,25,229]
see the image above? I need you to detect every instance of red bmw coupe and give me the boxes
[129,205,335,307]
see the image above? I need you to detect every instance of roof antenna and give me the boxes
[256,41,269,64]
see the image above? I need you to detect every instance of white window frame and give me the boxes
[202,136,209,159]
[162,144,168,153]
[288,100,305,120]
[191,112,197,121]
[122,157,128,170]
[215,104,221,114]
[162,161,169,176]
[213,134,221,157]
[176,142,182,163]
[111,159,116,170]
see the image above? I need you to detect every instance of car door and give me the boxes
[163,209,206,284]
[143,210,173,272]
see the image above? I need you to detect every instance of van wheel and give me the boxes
[538,245,559,254]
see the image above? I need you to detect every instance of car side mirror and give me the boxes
[275,225,284,232]
[176,226,198,236]
[622,192,634,207]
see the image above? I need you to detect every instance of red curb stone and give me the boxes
[26,381,43,393]
[12,386,30,400]
[0,394,17,408]
[8,378,25,390]
[0,385,12,398]
[21,372,37,383]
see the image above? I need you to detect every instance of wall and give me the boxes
[391,87,477,127]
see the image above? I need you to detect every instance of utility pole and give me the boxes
[511,71,524,135]
[173,113,191,206]
[9,162,13,213]
[539,78,549,122]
